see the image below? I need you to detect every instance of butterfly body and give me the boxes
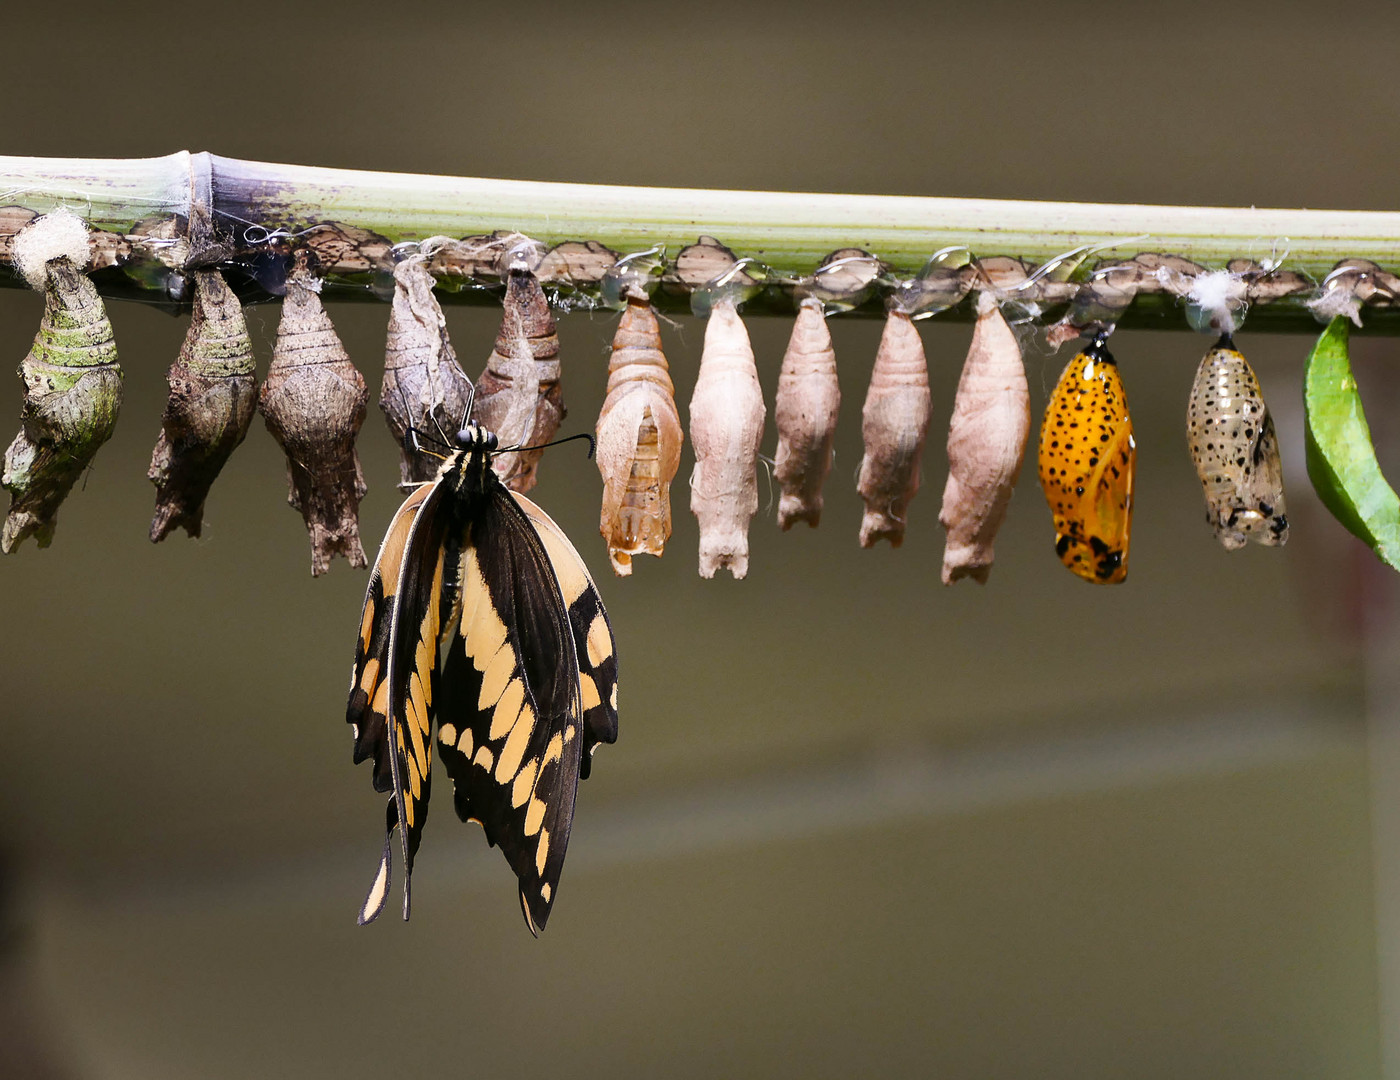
[347,422,617,933]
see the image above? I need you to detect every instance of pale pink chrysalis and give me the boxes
[689,297,766,578]
[774,297,840,529]
[856,310,931,548]
[938,291,1030,583]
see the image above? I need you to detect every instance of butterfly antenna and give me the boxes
[461,382,477,429]
[428,407,453,449]
[405,427,450,463]
[390,376,455,456]
[495,431,596,460]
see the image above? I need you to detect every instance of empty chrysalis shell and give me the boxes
[1037,334,1135,584]
[689,297,766,579]
[1186,333,1288,550]
[595,289,682,575]
[380,258,473,484]
[2,257,123,552]
[471,264,564,492]
[856,310,931,548]
[774,297,840,529]
[258,264,369,576]
[939,292,1031,584]
[148,268,257,541]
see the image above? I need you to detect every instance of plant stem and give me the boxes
[1,151,1398,330]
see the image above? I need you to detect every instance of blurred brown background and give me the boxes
[0,1,1397,1077]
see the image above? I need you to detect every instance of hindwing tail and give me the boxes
[348,481,450,924]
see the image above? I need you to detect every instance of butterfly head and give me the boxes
[454,423,498,454]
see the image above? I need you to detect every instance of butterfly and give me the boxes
[346,418,618,933]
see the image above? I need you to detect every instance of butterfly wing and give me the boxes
[347,480,451,924]
[348,483,432,789]
[435,486,584,935]
[510,491,618,779]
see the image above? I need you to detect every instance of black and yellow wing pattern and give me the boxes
[435,487,619,934]
[347,426,617,932]
[512,492,619,781]
[347,481,449,923]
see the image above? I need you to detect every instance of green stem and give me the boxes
[2,151,1399,328]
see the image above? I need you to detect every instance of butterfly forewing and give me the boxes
[437,489,583,934]
[349,481,450,924]
[512,492,619,778]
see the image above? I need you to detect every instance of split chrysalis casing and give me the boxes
[595,290,682,575]
[380,258,473,485]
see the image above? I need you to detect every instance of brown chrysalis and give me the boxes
[258,262,369,575]
[380,258,473,485]
[471,264,564,492]
[148,268,258,541]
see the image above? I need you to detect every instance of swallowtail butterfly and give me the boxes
[346,420,618,933]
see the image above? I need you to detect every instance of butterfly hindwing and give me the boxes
[348,482,433,791]
[348,480,450,924]
[436,487,583,935]
[511,491,619,779]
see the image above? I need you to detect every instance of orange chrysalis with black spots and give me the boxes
[1037,332,1135,584]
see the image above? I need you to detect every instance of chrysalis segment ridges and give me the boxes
[2,256,123,553]
[148,268,258,541]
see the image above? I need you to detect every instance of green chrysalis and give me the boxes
[1,257,123,552]
[1303,315,1400,569]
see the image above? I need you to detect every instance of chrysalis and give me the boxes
[774,297,840,529]
[147,268,257,541]
[1186,333,1288,549]
[595,289,683,575]
[471,264,564,492]
[856,309,931,548]
[1037,333,1135,584]
[939,292,1030,583]
[2,213,123,552]
[1304,315,1400,569]
[380,258,473,484]
[258,262,369,576]
[689,297,765,578]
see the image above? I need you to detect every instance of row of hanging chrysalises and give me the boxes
[2,208,1396,579]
